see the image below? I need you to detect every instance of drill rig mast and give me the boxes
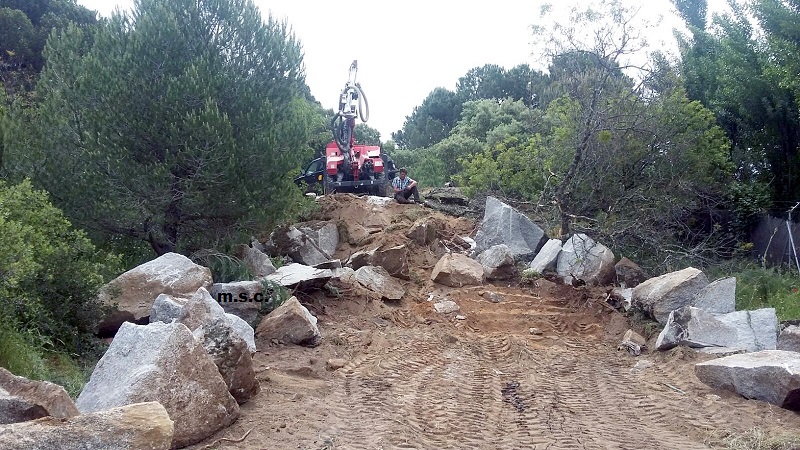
[324,60,386,195]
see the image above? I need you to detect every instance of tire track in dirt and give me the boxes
[264,300,794,450]
[320,329,742,450]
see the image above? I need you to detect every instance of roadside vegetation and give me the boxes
[718,427,800,450]
[708,262,800,321]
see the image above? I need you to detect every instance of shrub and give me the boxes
[0,179,121,356]
[0,322,47,380]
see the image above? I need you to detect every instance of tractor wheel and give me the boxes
[323,175,335,195]
[372,172,387,197]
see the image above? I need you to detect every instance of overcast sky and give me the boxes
[74,0,725,141]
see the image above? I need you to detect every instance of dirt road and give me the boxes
[189,195,797,450]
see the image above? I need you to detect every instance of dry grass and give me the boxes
[718,428,800,450]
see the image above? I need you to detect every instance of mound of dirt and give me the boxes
[188,194,798,450]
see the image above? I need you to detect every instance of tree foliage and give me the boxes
[354,123,381,146]
[0,0,96,97]
[674,0,800,212]
[392,63,545,150]
[6,0,316,256]
[454,0,735,270]
[391,87,461,149]
[0,179,120,354]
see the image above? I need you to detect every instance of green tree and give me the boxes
[456,64,507,102]
[459,135,551,199]
[0,8,36,65]
[451,98,535,144]
[0,0,96,94]
[0,179,120,354]
[673,0,800,211]
[0,93,7,168]
[458,0,735,268]
[391,146,447,189]
[753,0,800,104]
[353,123,381,146]
[394,63,546,150]
[7,0,315,256]
[456,63,541,106]
[392,87,461,149]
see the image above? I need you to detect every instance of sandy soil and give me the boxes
[188,194,798,450]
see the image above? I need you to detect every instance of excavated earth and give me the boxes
[189,194,798,450]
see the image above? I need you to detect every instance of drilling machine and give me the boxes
[324,60,387,195]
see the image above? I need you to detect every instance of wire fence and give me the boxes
[751,211,800,273]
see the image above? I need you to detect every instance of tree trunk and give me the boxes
[554,89,600,238]
[144,177,182,256]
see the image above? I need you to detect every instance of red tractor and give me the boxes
[324,61,388,196]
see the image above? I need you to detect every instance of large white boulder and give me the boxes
[473,197,548,261]
[255,297,321,347]
[210,280,265,325]
[529,239,562,273]
[266,222,339,266]
[656,306,738,350]
[175,288,259,404]
[656,306,777,352]
[778,325,800,352]
[556,234,616,286]
[242,246,276,278]
[0,368,79,425]
[0,402,174,450]
[192,315,260,404]
[370,244,411,280]
[149,293,187,324]
[476,244,517,280]
[431,253,485,287]
[695,350,800,411]
[264,263,333,291]
[693,277,736,314]
[714,308,778,352]
[97,252,212,334]
[76,322,239,448]
[354,266,406,301]
[632,267,709,324]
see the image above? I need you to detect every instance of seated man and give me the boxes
[392,168,421,204]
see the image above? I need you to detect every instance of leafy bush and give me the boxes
[260,279,289,314]
[0,321,97,397]
[194,251,252,284]
[392,147,447,188]
[0,179,121,356]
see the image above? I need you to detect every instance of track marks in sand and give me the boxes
[318,331,748,449]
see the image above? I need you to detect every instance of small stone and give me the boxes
[326,359,348,371]
[622,329,647,347]
[483,291,504,303]
[455,315,467,320]
[632,360,654,371]
[271,338,279,345]
[704,394,721,401]
[433,301,460,314]
[529,328,543,335]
